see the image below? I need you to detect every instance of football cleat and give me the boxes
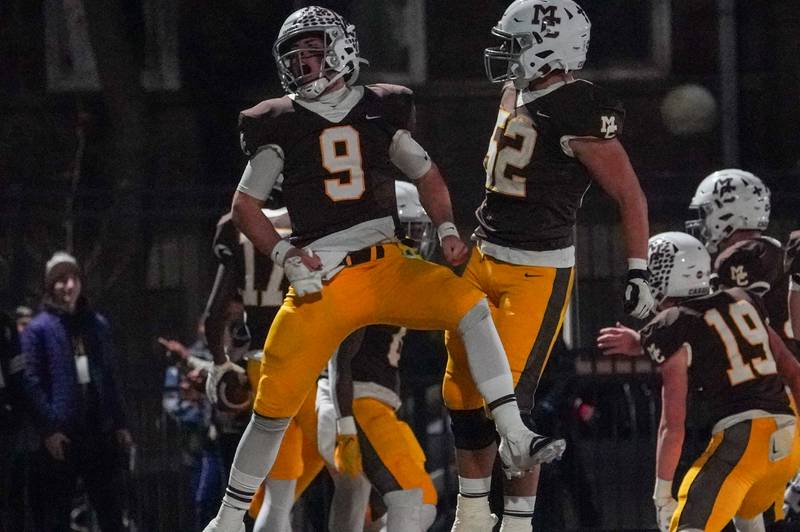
[498,429,566,478]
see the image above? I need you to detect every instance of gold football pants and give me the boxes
[671,416,800,531]
[443,247,574,412]
[254,243,485,418]
[353,397,437,505]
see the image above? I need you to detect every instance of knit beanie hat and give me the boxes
[44,251,81,289]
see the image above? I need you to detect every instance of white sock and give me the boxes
[458,300,527,437]
[330,473,371,532]
[253,478,296,532]
[384,489,423,532]
[503,495,535,522]
[208,414,289,531]
[458,476,492,499]
[420,503,437,531]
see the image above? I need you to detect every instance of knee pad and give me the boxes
[449,407,498,450]
[457,299,491,335]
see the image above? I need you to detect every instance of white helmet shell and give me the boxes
[648,232,711,306]
[685,169,770,254]
[395,181,435,259]
[272,6,364,99]
[485,0,590,87]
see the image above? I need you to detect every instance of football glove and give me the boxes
[284,255,323,297]
[654,497,677,532]
[334,416,362,477]
[653,478,677,532]
[624,267,656,319]
[205,355,245,405]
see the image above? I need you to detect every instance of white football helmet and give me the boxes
[685,169,771,254]
[272,6,366,99]
[395,181,436,259]
[648,232,711,306]
[485,0,590,88]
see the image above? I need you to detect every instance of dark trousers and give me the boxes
[29,433,125,532]
[0,429,29,532]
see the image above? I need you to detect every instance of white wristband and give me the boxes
[337,416,357,435]
[437,222,459,243]
[628,257,648,271]
[271,240,293,265]
[653,477,673,501]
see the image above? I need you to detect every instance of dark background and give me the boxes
[1,1,798,530]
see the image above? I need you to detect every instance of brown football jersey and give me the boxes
[715,236,795,347]
[474,80,625,251]
[239,85,415,247]
[640,288,792,428]
[350,325,405,393]
[212,213,287,351]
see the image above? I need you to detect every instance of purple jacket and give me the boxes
[20,300,127,438]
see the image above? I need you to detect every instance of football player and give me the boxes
[598,170,800,528]
[637,232,800,531]
[203,7,558,532]
[203,207,323,532]
[445,1,653,530]
[316,181,438,532]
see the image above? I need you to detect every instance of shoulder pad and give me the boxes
[639,307,690,364]
[239,97,294,156]
[549,80,626,140]
[714,237,781,292]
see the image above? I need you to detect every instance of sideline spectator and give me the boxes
[21,251,133,531]
[160,322,223,531]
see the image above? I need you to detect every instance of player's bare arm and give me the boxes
[655,346,688,482]
[571,137,654,318]
[571,137,649,261]
[652,345,687,530]
[596,322,642,356]
[769,324,800,407]
[414,164,468,266]
[232,190,321,271]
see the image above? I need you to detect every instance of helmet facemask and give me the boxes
[401,219,436,260]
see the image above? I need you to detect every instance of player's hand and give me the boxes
[654,497,677,532]
[284,248,323,297]
[596,323,643,356]
[157,337,189,360]
[45,432,71,461]
[205,356,245,404]
[334,416,363,477]
[624,268,656,319]
[441,235,469,266]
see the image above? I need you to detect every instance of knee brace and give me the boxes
[449,407,498,450]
